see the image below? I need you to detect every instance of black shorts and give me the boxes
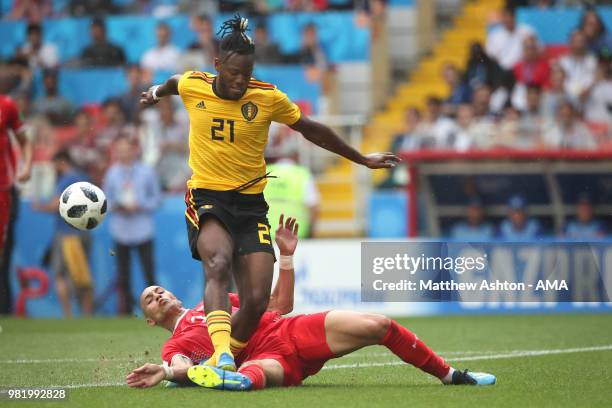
[184,188,275,261]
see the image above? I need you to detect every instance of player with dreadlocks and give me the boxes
[140,15,400,373]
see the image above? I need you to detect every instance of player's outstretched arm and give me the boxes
[139,74,182,106]
[290,116,400,169]
[126,356,194,388]
[268,214,297,315]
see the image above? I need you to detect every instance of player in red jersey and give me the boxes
[0,94,32,260]
[126,215,495,390]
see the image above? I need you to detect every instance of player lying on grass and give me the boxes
[126,215,496,390]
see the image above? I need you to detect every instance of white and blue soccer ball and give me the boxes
[58,181,107,231]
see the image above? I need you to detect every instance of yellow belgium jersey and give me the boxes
[177,71,302,194]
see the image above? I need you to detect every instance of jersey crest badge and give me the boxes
[241,102,258,121]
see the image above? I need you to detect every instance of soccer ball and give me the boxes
[58,182,107,231]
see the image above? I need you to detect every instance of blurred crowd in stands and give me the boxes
[389,5,612,155]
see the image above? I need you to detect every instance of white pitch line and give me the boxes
[10,344,612,390]
[322,344,612,370]
[0,357,142,364]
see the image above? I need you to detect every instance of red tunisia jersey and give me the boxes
[0,95,24,190]
[161,293,282,366]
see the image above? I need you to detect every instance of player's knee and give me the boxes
[241,292,270,318]
[366,314,391,339]
[203,253,232,281]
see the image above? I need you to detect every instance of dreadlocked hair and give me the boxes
[217,14,255,59]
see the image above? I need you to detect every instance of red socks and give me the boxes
[238,364,266,390]
[379,320,450,380]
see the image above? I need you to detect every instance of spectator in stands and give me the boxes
[254,25,283,64]
[289,23,327,70]
[543,99,596,149]
[421,96,457,149]
[67,110,104,184]
[32,69,75,126]
[181,14,219,70]
[9,0,52,21]
[564,193,605,239]
[450,197,494,240]
[495,106,522,149]
[69,0,118,17]
[584,59,612,124]
[464,42,503,91]
[141,23,181,72]
[17,23,59,70]
[442,63,471,115]
[523,85,543,118]
[379,108,426,189]
[104,136,161,315]
[559,30,597,103]
[0,57,33,99]
[485,5,537,71]
[451,104,477,151]
[511,35,550,111]
[499,195,540,240]
[80,18,126,67]
[516,85,545,146]
[119,65,151,123]
[149,98,190,192]
[32,150,94,318]
[541,62,567,119]
[97,98,134,153]
[579,8,612,61]
[389,107,428,152]
[469,86,497,147]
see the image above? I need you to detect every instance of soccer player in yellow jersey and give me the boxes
[140,15,400,372]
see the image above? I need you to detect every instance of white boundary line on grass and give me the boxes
[322,344,612,370]
[9,344,612,390]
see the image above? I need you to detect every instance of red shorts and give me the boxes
[0,190,11,251]
[242,312,334,386]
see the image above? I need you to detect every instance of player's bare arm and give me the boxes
[290,115,401,169]
[139,74,181,106]
[267,214,298,315]
[14,128,32,182]
[126,355,193,389]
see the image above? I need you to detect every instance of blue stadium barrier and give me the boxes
[388,0,415,5]
[517,6,612,44]
[0,20,25,58]
[267,12,369,61]
[368,190,408,238]
[57,67,128,105]
[0,12,369,63]
[33,65,321,110]
[1,0,13,16]
[517,8,582,44]
[42,17,91,62]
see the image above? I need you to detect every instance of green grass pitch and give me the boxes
[1,313,612,407]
